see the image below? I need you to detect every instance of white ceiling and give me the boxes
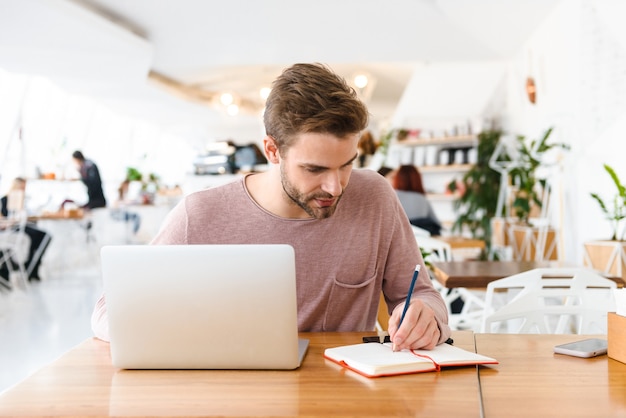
[0,0,561,132]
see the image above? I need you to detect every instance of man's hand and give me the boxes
[387,299,440,351]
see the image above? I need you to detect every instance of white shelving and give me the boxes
[420,164,473,174]
[395,134,478,147]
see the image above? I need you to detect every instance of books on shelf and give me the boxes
[324,342,497,378]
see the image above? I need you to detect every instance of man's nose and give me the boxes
[320,171,342,196]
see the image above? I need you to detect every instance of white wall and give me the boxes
[501,0,626,262]
[389,0,626,264]
[392,61,508,133]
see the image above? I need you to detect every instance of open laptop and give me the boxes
[101,244,308,370]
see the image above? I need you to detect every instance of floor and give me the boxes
[0,264,102,393]
[0,215,115,394]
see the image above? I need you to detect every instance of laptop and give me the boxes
[101,244,308,370]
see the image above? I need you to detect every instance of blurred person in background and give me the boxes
[1,177,51,282]
[71,150,106,210]
[390,165,442,236]
[357,130,378,168]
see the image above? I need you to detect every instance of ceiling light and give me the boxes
[220,93,234,106]
[260,87,271,100]
[354,74,369,89]
[227,104,239,116]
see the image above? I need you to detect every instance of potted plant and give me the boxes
[590,164,626,241]
[125,167,161,204]
[447,129,502,259]
[584,164,626,280]
[508,127,570,224]
[503,128,569,261]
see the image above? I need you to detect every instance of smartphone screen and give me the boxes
[553,338,608,358]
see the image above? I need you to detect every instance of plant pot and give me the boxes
[490,218,559,261]
[491,218,511,247]
[509,224,559,261]
[583,240,626,281]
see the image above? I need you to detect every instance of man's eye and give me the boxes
[305,167,324,173]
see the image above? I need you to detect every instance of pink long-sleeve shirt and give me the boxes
[91,169,450,343]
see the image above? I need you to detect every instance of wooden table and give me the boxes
[28,209,85,221]
[475,333,626,417]
[1,332,624,417]
[432,260,582,289]
[0,331,482,417]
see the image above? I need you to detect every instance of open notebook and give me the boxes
[101,244,308,370]
[324,341,497,378]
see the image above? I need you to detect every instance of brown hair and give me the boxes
[8,177,26,194]
[393,165,426,194]
[358,130,378,155]
[263,63,369,153]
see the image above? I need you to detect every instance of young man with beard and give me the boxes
[91,63,450,351]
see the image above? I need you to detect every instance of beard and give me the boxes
[280,166,343,219]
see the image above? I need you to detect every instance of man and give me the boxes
[71,150,106,209]
[91,63,450,350]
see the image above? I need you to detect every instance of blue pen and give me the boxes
[398,264,421,330]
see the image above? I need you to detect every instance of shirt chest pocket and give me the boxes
[323,264,380,332]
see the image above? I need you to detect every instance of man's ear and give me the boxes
[263,136,280,164]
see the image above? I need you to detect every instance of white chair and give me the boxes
[480,268,616,334]
[376,230,486,332]
[0,210,30,290]
[415,233,486,331]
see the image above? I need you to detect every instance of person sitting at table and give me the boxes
[91,63,451,351]
[109,179,141,234]
[1,177,51,282]
[389,165,442,236]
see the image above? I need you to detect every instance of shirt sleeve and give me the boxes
[150,198,189,244]
[90,293,110,342]
[383,197,451,345]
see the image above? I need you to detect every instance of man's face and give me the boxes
[278,132,359,219]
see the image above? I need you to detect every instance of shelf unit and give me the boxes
[394,134,478,148]
[420,164,473,174]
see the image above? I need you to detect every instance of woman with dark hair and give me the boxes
[391,165,442,235]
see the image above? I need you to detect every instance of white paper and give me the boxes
[614,288,626,317]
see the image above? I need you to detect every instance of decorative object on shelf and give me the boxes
[396,129,410,142]
[447,129,503,259]
[526,77,537,104]
[584,164,626,282]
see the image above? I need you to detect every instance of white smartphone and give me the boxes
[553,338,608,358]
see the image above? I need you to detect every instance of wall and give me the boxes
[392,61,508,132]
[389,0,626,264]
[501,0,626,262]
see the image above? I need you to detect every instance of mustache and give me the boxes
[309,192,335,200]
